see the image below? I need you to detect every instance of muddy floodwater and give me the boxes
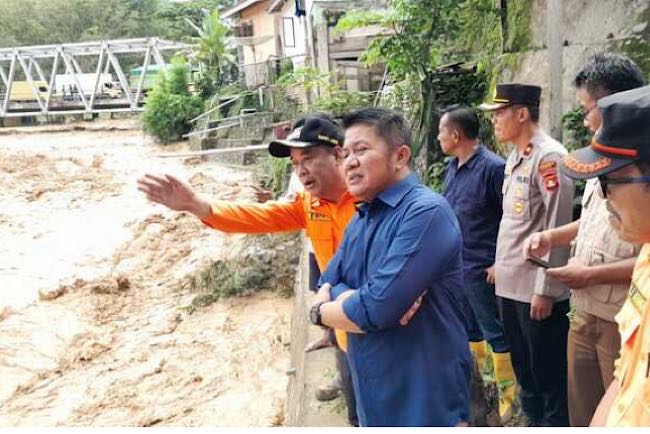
[0,121,293,426]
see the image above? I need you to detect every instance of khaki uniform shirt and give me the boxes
[495,129,575,303]
[573,179,642,322]
[607,243,650,426]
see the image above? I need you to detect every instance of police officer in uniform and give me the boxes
[480,83,575,426]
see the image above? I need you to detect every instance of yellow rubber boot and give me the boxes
[469,340,489,373]
[492,351,517,423]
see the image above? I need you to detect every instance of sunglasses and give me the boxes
[598,175,650,198]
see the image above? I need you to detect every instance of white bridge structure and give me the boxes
[0,38,191,118]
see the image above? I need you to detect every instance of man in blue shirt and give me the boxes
[438,105,516,422]
[309,107,471,426]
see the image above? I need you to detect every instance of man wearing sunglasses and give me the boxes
[523,53,645,426]
[560,85,650,426]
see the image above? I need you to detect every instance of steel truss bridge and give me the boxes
[0,38,190,118]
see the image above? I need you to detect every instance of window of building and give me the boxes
[235,21,254,37]
[283,17,295,47]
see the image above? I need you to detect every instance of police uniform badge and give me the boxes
[523,143,534,157]
[539,160,560,192]
[513,200,525,214]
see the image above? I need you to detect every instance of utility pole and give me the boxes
[548,0,563,140]
[500,0,508,53]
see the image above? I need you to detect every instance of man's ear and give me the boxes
[332,146,343,162]
[395,144,411,169]
[517,106,530,123]
[452,129,461,144]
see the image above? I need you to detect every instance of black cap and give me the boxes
[478,83,542,111]
[268,115,344,158]
[561,85,650,179]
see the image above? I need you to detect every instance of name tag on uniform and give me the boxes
[308,212,331,222]
[628,281,647,314]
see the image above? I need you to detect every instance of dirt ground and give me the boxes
[0,120,295,426]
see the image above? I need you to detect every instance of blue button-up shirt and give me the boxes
[443,145,505,278]
[321,173,471,426]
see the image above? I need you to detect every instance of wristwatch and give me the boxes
[309,301,326,326]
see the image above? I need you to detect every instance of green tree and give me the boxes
[154,0,234,42]
[276,67,372,117]
[187,9,237,97]
[0,0,137,47]
[336,0,503,161]
[119,0,167,38]
[142,61,204,143]
[0,0,235,48]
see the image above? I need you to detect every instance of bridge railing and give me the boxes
[0,37,191,118]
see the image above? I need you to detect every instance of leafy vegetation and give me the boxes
[336,0,533,189]
[142,61,204,143]
[183,233,301,313]
[259,156,294,199]
[0,0,234,48]
[619,8,650,82]
[562,108,591,152]
[276,67,372,117]
[186,9,238,98]
[562,107,590,200]
[155,0,236,42]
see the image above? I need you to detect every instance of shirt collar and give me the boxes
[519,128,547,159]
[375,173,419,208]
[356,201,370,216]
[309,190,357,208]
[461,145,484,169]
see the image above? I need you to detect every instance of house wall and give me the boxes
[307,0,389,92]
[279,0,307,68]
[237,0,280,87]
[239,0,280,65]
[502,0,650,138]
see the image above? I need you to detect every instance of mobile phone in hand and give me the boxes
[526,256,550,269]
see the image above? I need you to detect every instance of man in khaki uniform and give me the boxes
[480,83,575,426]
[523,53,645,426]
[559,85,650,426]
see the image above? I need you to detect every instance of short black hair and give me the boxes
[511,104,540,123]
[442,104,481,140]
[527,105,540,122]
[441,105,480,139]
[573,53,645,97]
[342,107,411,149]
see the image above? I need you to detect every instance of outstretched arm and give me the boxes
[138,173,211,218]
[138,173,306,233]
